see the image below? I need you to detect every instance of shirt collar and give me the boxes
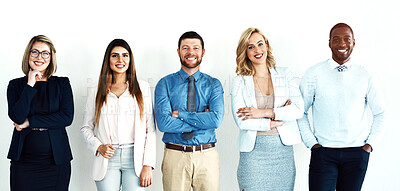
[178,68,201,81]
[269,67,278,76]
[107,81,129,97]
[328,58,353,70]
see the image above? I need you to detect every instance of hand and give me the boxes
[204,108,210,112]
[97,144,115,159]
[172,110,179,118]
[140,165,153,187]
[270,120,285,129]
[283,99,292,106]
[312,143,322,149]
[27,69,43,87]
[14,118,29,131]
[362,144,372,153]
[237,107,273,120]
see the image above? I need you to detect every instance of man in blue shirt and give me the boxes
[298,23,387,191]
[155,31,224,191]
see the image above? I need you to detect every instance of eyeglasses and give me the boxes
[30,49,51,59]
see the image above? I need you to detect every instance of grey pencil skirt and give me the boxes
[237,135,295,191]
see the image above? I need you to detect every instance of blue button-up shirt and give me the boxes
[155,69,224,146]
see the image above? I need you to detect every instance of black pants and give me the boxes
[309,147,370,191]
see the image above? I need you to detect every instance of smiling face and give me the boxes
[246,32,268,66]
[178,38,204,70]
[329,27,355,65]
[29,41,51,73]
[109,46,130,74]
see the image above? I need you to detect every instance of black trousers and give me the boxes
[309,147,370,191]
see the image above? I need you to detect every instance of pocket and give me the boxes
[311,146,323,151]
[309,147,324,170]
[360,147,371,154]
[358,147,370,169]
[161,149,168,172]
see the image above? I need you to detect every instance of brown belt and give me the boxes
[31,128,48,131]
[166,143,215,152]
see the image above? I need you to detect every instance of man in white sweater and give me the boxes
[297,23,387,191]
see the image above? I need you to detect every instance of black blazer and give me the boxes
[7,76,74,165]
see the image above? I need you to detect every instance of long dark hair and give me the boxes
[95,39,143,125]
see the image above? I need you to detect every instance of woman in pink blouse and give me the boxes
[81,39,156,190]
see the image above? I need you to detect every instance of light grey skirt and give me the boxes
[237,135,295,191]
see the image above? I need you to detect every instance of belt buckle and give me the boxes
[182,145,195,152]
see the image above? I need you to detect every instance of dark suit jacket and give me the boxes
[7,76,74,165]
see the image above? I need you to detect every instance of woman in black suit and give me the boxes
[7,35,74,191]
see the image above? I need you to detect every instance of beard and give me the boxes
[180,54,202,69]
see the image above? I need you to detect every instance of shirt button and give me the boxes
[180,118,183,120]
[194,123,197,125]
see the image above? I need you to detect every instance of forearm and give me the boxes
[8,85,37,124]
[142,133,156,168]
[29,109,74,129]
[143,107,157,167]
[274,104,304,121]
[365,111,387,148]
[80,125,103,155]
[297,114,318,148]
[178,110,223,130]
[155,113,196,133]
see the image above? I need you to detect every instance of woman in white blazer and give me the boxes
[231,28,304,191]
[81,39,156,191]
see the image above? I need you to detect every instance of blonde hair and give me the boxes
[22,35,57,78]
[236,28,276,76]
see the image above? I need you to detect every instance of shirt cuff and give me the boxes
[306,140,319,149]
[177,111,188,121]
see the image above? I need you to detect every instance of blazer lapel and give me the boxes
[270,67,286,108]
[242,76,258,108]
[47,77,59,113]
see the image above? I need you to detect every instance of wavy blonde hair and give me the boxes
[236,28,276,76]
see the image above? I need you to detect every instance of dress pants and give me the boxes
[309,147,370,191]
[162,147,219,191]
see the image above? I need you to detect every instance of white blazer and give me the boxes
[231,67,304,152]
[81,80,156,181]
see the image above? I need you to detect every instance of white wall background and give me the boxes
[0,0,399,190]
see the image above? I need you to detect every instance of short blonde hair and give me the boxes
[22,35,57,78]
[236,28,276,76]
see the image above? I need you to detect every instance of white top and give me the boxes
[106,86,136,145]
[231,67,304,152]
[297,59,387,149]
[81,80,156,180]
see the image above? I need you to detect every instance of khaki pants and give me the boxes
[161,147,220,191]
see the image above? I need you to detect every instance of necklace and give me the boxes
[254,75,274,96]
[254,76,268,93]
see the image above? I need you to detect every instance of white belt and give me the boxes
[112,143,134,149]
